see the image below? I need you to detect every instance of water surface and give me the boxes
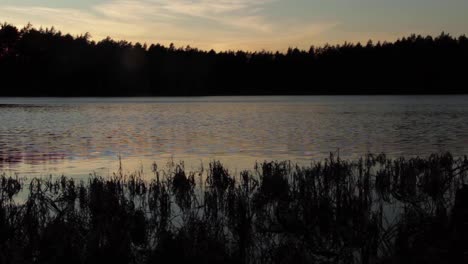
[0,96,467,177]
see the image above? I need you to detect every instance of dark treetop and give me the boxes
[1,23,467,96]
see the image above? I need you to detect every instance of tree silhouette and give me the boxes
[0,22,467,96]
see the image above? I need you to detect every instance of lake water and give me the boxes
[0,96,467,177]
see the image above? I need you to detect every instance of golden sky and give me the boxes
[1,0,468,51]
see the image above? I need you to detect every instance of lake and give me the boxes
[0,95,467,177]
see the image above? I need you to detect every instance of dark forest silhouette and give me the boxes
[1,22,468,96]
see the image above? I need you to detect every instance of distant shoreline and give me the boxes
[2,23,468,96]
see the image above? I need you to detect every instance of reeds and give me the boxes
[0,153,467,264]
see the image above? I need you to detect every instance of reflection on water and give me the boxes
[0,96,467,177]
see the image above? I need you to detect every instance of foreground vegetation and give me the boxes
[1,23,468,96]
[1,153,468,263]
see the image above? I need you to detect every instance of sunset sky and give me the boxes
[1,0,467,51]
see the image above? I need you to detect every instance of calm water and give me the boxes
[0,96,467,177]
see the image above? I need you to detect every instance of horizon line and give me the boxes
[3,22,468,53]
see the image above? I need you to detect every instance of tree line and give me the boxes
[0,22,467,96]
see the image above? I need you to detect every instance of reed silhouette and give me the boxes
[0,153,467,263]
[1,22,468,96]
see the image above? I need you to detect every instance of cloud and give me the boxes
[0,0,338,51]
[93,0,276,33]
[0,5,149,39]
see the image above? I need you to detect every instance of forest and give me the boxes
[0,22,467,96]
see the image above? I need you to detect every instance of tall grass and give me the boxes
[0,153,467,264]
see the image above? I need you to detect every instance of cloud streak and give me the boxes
[93,0,277,33]
[0,0,338,51]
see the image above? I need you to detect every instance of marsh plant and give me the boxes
[0,153,467,264]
